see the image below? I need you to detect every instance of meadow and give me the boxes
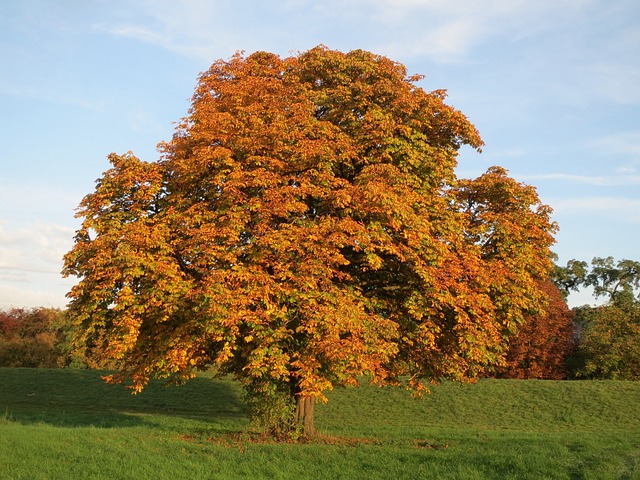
[1,367,639,479]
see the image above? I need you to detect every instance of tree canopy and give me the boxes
[63,46,557,435]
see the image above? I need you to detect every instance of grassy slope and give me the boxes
[1,368,639,479]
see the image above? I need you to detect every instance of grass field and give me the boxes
[1,368,639,479]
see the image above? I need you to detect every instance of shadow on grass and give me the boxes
[0,367,249,430]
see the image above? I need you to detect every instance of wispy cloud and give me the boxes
[585,62,640,105]
[0,79,107,111]
[94,0,599,64]
[88,0,638,116]
[0,179,81,310]
[0,220,75,308]
[520,173,640,187]
[93,0,240,62]
[552,196,640,223]
[0,221,75,275]
[0,283,72,309]
[591,130,640,157]
[0,181,82,221]
[385,18,484,62]
[360,0,597,61]
[510,130,640,186]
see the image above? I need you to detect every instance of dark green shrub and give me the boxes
[572,300,640,380]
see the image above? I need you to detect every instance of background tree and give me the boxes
[63,46,557,437]
[585,257,640,304]
[552,259,588,299]
[493,278,574,379]
[558,257,640,379]
[0,308,71,368]
[573,302,640,380]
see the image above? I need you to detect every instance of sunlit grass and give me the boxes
[1,368,639,479]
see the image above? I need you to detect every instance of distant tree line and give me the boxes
[489,256,640,380]
[0,307,74,368]
[2,256,638,380]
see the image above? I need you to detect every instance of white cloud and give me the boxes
[511,131,640,187]
[0,221,75,275]
[93,0,599,64]
[520,173,640,187]
[616,166,637,175]
[365,0,567,23]
[104,24,166,45]
[0,282,72,310]
[389,18,484,61]
[592,130,640,157]
[0,220,76,309]
[552,196,640,223]
[366,0,597,61]
[586,62,640,105]
[0,79,107,111]
[0,181,82,224]
[93,0,240,62]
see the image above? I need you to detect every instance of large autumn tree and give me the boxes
[63,46,557,436]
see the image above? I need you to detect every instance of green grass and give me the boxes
[1,368,639,479]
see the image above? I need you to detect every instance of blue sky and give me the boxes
[1,0,639,309]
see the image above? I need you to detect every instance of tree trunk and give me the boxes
[296,395,316,436]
